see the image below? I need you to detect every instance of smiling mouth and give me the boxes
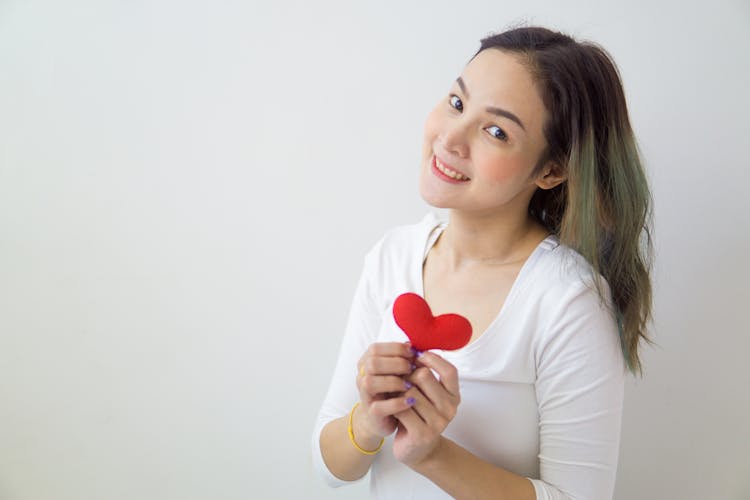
[433,156,470,181]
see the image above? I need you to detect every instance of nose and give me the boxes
[439,120,469,158]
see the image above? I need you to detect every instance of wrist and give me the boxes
[410,435,450,474]
[352,403,386,449]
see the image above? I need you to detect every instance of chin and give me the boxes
[421,196,451,209]
[418,181,455,209]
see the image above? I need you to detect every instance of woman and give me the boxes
[312,26,652,499]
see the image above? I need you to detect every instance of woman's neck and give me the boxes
[434,210,548,271]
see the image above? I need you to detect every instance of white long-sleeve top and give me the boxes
[312,212,626,499]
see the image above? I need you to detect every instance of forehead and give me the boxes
[460,49,547,135]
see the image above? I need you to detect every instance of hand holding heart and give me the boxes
[355,342,417,440]
[353,293,470,467]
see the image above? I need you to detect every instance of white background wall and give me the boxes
[1,0,748,499]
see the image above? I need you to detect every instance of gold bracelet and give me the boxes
[347,402,384,455]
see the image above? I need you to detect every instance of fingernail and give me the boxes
[410,347,424,357]
[404,381,412,390]
[406,396,416,406]
[410,363,416,371]
[415,350,425,358]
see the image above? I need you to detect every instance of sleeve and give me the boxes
[529,281,626,500]
[310,243,386,487]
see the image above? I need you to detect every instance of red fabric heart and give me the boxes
[392,292,472,351]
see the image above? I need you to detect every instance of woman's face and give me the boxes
[419,48,553,215]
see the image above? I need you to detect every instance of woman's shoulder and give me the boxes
[533,237,613,306]
[355,213,444,301]
[364,212,445,262]
[531,240,625,374]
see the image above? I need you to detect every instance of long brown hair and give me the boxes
[474,26,654,375]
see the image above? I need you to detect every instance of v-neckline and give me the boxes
[417,217,555,352]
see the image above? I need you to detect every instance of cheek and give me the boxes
[422,108,441,146]
[478,154,530,185]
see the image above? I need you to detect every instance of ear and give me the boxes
[534,161,567,190]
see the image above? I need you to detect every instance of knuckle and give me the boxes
[434,416,448,431]
[368,403,383,417]
[414,368,431,383]
[364,358,376,373]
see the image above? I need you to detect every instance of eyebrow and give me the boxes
[456,77,526,132]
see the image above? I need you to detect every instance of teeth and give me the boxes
[435,157,468,180]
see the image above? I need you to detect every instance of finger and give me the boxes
[359,374,413,395]
[406,366,452,413]
[357,342,414,376]
[393,386,447,435]
[363,355,415,376]
[367,392,417,418]
[367,342,414,359]
[401,385,444,428]
[414,351,460,396]
[393,407,425,432]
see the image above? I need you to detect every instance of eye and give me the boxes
[486,125,508,142]
[448,94,463,111]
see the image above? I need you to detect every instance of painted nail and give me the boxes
[404,381,413,390]
[415,350,425,358]
[406,396,416,406]
[410,363,416,371]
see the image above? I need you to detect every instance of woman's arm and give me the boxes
[412,437,536,500]
[390,352,536,499]
[319,342,415,481]
[311,248,382,486]
[528,282,626,499]
[312,241,415,485]
[318,407,382,481]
